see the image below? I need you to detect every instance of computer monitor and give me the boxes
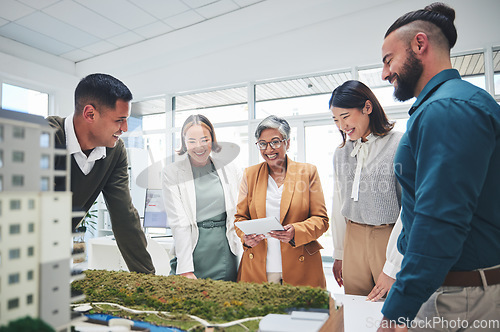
[143,189,171,236]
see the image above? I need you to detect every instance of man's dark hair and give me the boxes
[385,2,457,49]
[74,73,133,114]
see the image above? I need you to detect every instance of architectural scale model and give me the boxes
[0,108,84,331]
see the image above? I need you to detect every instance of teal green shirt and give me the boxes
[383,69,500,321]
[192,160,226,222]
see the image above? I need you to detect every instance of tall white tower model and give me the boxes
[0,108,80,331]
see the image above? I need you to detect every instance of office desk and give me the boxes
[87,235,174,275]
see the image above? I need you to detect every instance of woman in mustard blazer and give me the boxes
[235,115,329,289]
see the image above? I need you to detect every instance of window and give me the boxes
[256,94,331,119]
[9,248,21,259]
[0,150,3,168]
[493,49,500,96]
[13,126,25,139]
[10,200,21,210]
[142,113,167,131]
[40,154,50,169]
[8,273,20,284]
[0,175,2,192]
[41,177,50,191]
[40,132,50,148]
[9,224,20,234]
[28,223,35,232]
[28,199,35,209]
[1,83,49,118]
[27,270,34,280]
[12,175,24,187]
[27,294,33,305]
[12,151,24,163]
[451,52,486,89]
[7,298,19,310]
[174,87,248,126]
[27,246,34,256]
[358,67,415,107]
[255,72,351,119]
[0,125,3,142]
[214,125,250,168]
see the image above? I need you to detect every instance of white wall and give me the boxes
[0,0,499,110]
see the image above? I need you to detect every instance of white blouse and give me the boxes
[266,175,283,273]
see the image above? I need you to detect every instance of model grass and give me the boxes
[72,269,329,326]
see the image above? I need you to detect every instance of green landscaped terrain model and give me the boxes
[72,269,330,331]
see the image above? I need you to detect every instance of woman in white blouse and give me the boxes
[330,80,403,300]
[162,114,242,281]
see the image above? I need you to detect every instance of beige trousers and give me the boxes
[343,220,394,296]
[410,280,500,331]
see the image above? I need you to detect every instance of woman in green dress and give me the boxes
[162,114,242,280]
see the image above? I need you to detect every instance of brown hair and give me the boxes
[177,114,221,155]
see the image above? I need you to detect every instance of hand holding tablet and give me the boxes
[235,217,284,235]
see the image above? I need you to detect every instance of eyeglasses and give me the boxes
[255,139,286,150]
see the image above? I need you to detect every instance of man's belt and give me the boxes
[442,267,500,287]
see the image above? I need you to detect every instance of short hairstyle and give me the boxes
[254,115,291,141]
[385,2,457,49]
[177,114,221,155]
[74,73,133,115]
[329,80,394,148]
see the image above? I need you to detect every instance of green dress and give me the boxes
[171,160,238,281]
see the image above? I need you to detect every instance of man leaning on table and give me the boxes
[48,73,155,275]
[378,2,500,331]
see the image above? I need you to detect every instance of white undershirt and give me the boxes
[266,175,283,273]
[65,114,106,175]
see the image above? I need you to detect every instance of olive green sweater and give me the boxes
[48,116,154,274]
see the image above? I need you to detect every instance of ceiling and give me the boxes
[0,0,264,62]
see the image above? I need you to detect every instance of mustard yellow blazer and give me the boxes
[235,157,329,288]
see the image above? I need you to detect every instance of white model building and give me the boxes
[0,108,82,332]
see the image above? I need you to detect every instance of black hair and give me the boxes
[385,2,457,49]
[74,73,133,114]
[329,80,394,147]
[177,114,221,155]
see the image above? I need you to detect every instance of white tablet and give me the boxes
[235,217,284,235]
